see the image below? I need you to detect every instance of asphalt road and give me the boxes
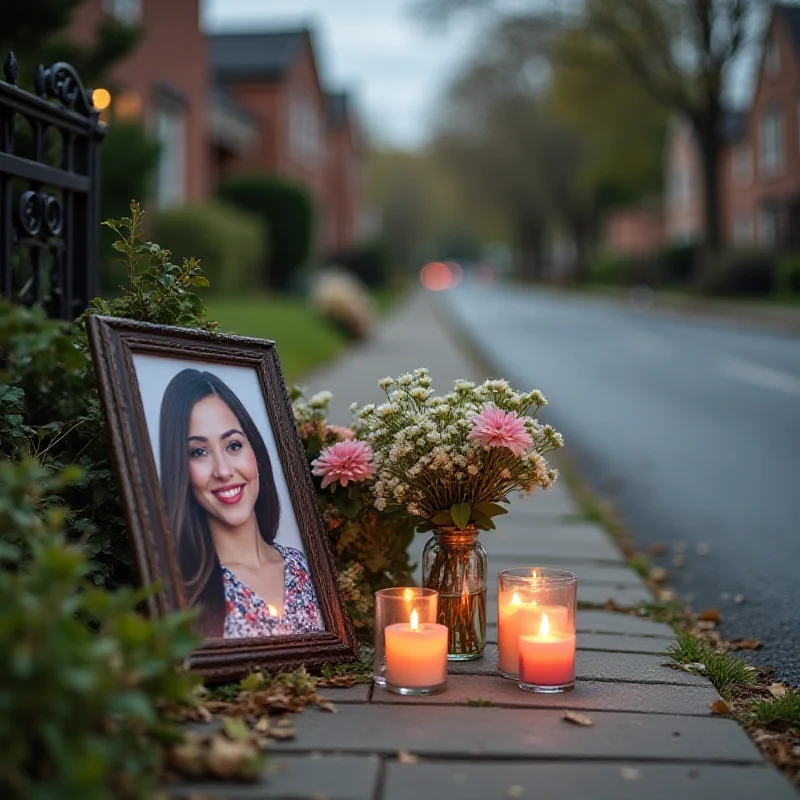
[445,281,800,685]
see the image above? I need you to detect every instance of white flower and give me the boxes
[501,468,511,479]
[375,497,387,511]
[467,465,479,476]
[397,373,414,387]
[378,377,394,389]
[349,402,359,412]
[309,390,333,409]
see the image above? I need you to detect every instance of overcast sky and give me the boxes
[203,0,480,149]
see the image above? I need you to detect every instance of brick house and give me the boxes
[69,0,215,206]
[660,2,800,251]
[210,29,365,255]
[602,201,664,259]
[69,4,365,254]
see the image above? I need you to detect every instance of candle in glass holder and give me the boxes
[519,612,576,692]
[385,608,448,694]
[498,592,569,677]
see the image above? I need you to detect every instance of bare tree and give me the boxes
[416,0,767,252]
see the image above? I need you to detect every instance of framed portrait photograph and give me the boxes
[86,315,358,680]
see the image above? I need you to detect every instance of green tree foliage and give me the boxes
[416,0,765,252]
[547,26,667,211]
[0,0,139,87]
[218,175,314,290]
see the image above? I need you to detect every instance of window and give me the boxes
[733,215,754,245]
[288,93,320,163]
[761,110,783,176]
[759,205,781,247]
[104,0,141,24]
[155,104,186,209]
[732,144,753,186]
[765,36,781,76]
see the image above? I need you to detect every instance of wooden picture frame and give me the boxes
[86,316,358,681]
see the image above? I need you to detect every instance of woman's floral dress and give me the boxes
[222,544,324,638]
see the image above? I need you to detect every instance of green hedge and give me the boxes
[659,242,699,286]
[695,249,776,297]
[149,202,267,295]
[777,252,800,296]
[217,174,314,290]
[326,240,391,288]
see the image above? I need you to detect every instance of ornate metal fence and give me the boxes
[0,52,105,320]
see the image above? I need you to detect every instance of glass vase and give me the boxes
[422,526,487,660]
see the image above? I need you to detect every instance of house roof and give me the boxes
[210,30,309,80]
[776,3,800,55]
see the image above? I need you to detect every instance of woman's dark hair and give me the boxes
[159,369,280,637]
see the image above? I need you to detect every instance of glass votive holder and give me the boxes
[497,568,577,686]
[373,587,448,695]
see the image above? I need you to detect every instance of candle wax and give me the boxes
[519,630,576,687]
[385,622,448,688]
[497,600,569,676]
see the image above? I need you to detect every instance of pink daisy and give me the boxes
[469,404,533,457]
[311,439,376,489]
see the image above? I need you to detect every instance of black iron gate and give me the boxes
[0,52,105,320]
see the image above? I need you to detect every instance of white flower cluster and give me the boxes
[352,370,563,522]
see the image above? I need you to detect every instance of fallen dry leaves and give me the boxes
[709,699,732,715]
[729,638,763,651]
[698,608,721,623]
[562,711,594,726]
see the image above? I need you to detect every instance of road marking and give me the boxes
[716,355,800,397]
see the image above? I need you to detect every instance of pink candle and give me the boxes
[385,609,448,689]
[518,612,576,689]
[497,593,569,676]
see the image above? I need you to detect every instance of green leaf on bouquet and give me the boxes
[472,511,496,531]
[432,511,455,526]
[450,502,471,530]
[474,502,509,518]
[335,493,362,520]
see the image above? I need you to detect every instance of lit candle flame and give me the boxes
[532,568,539,579]
[403,588,415,601]
[539,612,550,636]
[267,604,278,618]
[511,592,521,606]
[410,607,420,631]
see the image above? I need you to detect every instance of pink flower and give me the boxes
[325,424,355,441]
[469,404,533,457]
[311,440,376,489]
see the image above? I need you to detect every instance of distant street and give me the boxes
[446,281,800,684]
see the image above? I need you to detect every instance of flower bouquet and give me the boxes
[352,370,564,659]
[291,388,416,636]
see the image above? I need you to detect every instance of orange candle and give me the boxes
[518,612,576,689]
[385,608,448,690]
[498,592,569,676]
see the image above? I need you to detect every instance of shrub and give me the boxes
[326,240,391,289]
[151,202,267,295]
[588,254,629,285]
[100,122,161,292]
[310,268,376,340]
[695,249,777,297]
[0,203,219,592]
[776,252,800,296]
[660,242,699,286]
[218,175,314,289]
[588,254,655,286]
[0,459,200,799]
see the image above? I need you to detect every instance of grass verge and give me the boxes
[207,294,347,382]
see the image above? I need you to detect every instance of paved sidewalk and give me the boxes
[177,291,796,799]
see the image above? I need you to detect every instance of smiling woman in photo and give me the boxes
[159,369,323,639]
